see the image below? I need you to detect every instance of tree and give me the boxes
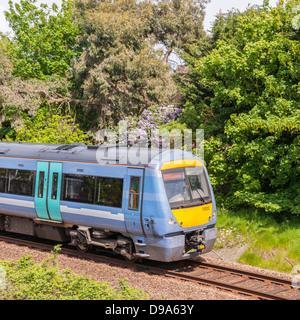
[72,0,208,132]
[72,0,173,130]
[150,0,208,65]
[1,0,85,138]
[178,0,300,215]
[0,33,83,140]
[5,0,82,79]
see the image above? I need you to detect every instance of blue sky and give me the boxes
[0,0,279,34]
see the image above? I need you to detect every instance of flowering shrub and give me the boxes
[109,106,182,147]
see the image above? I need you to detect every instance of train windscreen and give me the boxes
[163,166,212,209]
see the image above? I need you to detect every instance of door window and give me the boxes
[128,176,141,210]
[51,172,59,199]
[38,172,45,198]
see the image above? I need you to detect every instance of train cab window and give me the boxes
[38,171,45,198]
[95,177,123,208]
[163,167,212,209]
[7,169,34,196]
[128,176,140,210]
[62,174,95,204]
[0,168,6,193]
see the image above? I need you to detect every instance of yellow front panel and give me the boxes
[161,159,203,171]
[172,203,213,228]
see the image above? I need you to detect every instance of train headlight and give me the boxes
[168,218,177,226]
[212,210,217,219]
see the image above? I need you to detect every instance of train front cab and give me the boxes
[132,153,217,262]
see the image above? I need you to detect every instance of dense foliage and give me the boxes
[1,0,300,216]
[178,0,300,215]
[1,0,208,137]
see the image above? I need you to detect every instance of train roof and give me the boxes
[0,142,170,167]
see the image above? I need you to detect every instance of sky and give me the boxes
[204,0,278,31]
[0,0,279,35]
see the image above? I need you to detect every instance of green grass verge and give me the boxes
[214,208,300,273]
[0,246,149,300]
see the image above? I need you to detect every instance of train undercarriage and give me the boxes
[0,214,137,261]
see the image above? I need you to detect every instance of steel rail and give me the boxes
[144,266,289,300]
[196,261,292,287]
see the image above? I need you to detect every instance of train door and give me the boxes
[34,161,63,222]
[124,168,144,235]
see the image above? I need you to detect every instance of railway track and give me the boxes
[0,231,299,300]
[146,260,299,300]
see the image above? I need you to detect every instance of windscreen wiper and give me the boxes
[189,180,207,204]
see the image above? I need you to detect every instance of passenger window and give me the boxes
[62,174,123,208]
[38,171,45,198]
[7,169,34,196]
[51,172,59,199]
[62,174,95,204]
[128,176,141,210]
[0,168,6,193]
[95,177,123,208]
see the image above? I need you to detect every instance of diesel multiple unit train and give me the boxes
[0,142,217,262]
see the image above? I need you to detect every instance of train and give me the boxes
[0,142,217,262]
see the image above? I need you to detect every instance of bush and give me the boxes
[0,245,149,300]
[4,107,90,144]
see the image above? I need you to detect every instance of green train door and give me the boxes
[34,161,63,222]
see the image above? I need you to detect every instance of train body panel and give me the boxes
[0,142,217,262]
[141,168,172,237]
[60,201,127,233]
[0,194,36,219]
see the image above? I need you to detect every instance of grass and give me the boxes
[214,207,300,273]
[0,245,149,300]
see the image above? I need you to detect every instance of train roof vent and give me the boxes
[87,143,128,150]
[0,148,10,154]
[56,143,86,151]
[87,145,99,150]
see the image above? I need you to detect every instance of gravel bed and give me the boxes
[0,240,294,300]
